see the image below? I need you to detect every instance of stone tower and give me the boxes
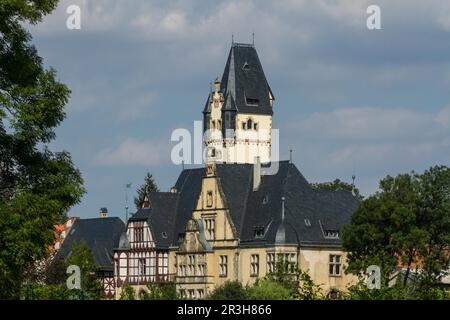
[203,43,274,164]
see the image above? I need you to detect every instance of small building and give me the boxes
[57,213,125,299]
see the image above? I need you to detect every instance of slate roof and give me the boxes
[203,43,273,116]
[134,161,359,249]
[56,217,125,271]
[128,167,204,250]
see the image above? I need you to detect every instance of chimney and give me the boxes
[253,156,261,190]
[99,207,108,218]
[214,78,221,93]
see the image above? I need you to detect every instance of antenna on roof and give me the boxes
[232,34,234,45]
[252,32,255,46]
[182,160,185,171]
[125,183,132,223]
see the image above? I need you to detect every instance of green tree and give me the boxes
[266,257,324,300]
[134,172,159,209]
[119,285,136,300]
[342,166,450,294]
[143,283,179,300]
[247,279,292,300]
[0,0,85,298]
[311,178,362,200]
[208,281,248,300]
[66,241,102,300]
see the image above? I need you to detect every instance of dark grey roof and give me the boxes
[129,168,204,250]
[138,161,358,248]
[220,43,273,115]
[57,217,125,270]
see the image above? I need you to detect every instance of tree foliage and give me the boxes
[207,281,248,300]
[134,172,159,209]
[119,285,136,300]
[342,166,450,293]
[66,241,102,300]
[0,0,85,299]
[143,283,179,300]
[311,178,362,200]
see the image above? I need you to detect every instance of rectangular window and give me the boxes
[139,258,146,275]
[134,226,144,242]
[188,255,195,276]
[329,255,342,276]
[250,254,259,277]
[267,253,275,273]
[197,264,206,276]
[206,191,213,207]
[219,255,228,277]
[197,289,204,299]
[188,289,195,299]
[205,218,215,240]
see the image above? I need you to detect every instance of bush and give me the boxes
[119,285,136,300]
[247,279,292,300]
[208,281,248,300]
[143,283,179,300]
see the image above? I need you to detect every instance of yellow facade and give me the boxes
[171,162,357,299]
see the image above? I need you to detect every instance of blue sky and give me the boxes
[29,0,450,219]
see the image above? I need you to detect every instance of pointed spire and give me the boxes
[289,149,293,164]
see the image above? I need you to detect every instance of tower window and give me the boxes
[211,120,216,129]
[218,119,222,128]
[254,123,258,130]
[247,119,253,130]
[242,122,246,130]
[246,97,259,106]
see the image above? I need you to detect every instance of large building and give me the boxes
[113,42,359,299]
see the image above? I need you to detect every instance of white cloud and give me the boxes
[297,106,449,142]
[94,137,171,166]
[284,105,450,195]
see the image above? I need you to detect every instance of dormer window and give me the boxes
[162,232,168,239]
[254,226,265,238]
[324,230,340,239]
[304,219,311,227]
[262,195,269,205]
[246,97,259,106]
[242,61,250,71]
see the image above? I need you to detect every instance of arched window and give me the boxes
[218,120,222,128]
[247,119,252,130]
[211,120,216,129]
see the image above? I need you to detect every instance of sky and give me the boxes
[28,0,450,219]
